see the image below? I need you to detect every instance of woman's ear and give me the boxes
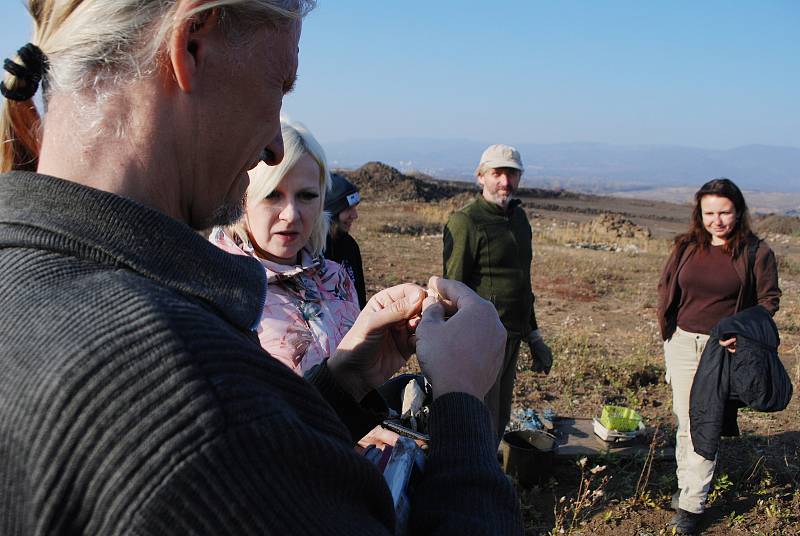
[168,7,221,93]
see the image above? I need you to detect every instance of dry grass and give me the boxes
[353,199,800,535]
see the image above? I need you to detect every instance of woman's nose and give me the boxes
[279,200,300,221]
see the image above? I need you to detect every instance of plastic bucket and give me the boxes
[499,430,557,487]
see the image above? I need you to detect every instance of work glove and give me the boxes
[526,330,553,375]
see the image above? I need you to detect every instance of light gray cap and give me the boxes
[476,144,524,174]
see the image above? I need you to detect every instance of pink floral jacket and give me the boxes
[210,228,360,375]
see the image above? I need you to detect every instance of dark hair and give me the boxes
[674,178,754,257]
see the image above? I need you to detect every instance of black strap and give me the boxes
[746,236,760,306]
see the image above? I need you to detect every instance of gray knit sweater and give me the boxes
[0,172,521,535]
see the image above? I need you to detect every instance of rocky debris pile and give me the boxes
[562,214,651,254]
[337,162,456,203]
[585,213,651,240]
[569,242,642,254]
[379,223,443,236]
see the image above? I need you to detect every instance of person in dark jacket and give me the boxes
[0,2,522,534]
[325,172,367,308]
[656,178,781,534]
[443,144,553,444]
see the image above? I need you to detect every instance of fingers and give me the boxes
[357,426,400,449]
[419,300,445,326]
[367,284,425,321]
[719,336,737,353]
[420,295,438,314]
[427,276,481,314]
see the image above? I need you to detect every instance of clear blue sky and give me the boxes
[2,1,798,150]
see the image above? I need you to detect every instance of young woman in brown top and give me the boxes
[656,178,780,534]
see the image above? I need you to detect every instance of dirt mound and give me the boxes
[337,162,456,203]
[754,214,800,236]
[585,213,652,240]
[335,161,577,206]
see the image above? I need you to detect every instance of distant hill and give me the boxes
[325,139,800,195]
[336,161,800,237]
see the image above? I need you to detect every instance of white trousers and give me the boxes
[664,327,717,514]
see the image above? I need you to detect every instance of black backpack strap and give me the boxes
[746,236,760,306]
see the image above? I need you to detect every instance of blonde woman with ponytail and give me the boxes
[0,2,522,534]
[0,46,44,171]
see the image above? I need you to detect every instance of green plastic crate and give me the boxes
[599,405,641,432]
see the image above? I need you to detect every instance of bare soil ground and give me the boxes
[351,183,800,535]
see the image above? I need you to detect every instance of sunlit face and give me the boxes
[246,153,322,264]
[336,204,359,234]
[478,166,522,208]
[700,194,737,245]
[195,22,301,229]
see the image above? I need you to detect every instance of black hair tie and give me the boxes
[1,43,49,101]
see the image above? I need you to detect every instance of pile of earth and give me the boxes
[335,161,574,205]
[336,162,457,203]
[584,213,652,240]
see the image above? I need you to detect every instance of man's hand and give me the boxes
[527,332,553,374]
[329,284,426,401]
[415,276,506,400]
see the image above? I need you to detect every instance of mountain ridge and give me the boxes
[324,138,800,194]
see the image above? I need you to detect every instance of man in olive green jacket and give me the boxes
[443,144,552,443]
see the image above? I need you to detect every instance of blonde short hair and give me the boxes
[227,120,331,257]
[1,0,316,172]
